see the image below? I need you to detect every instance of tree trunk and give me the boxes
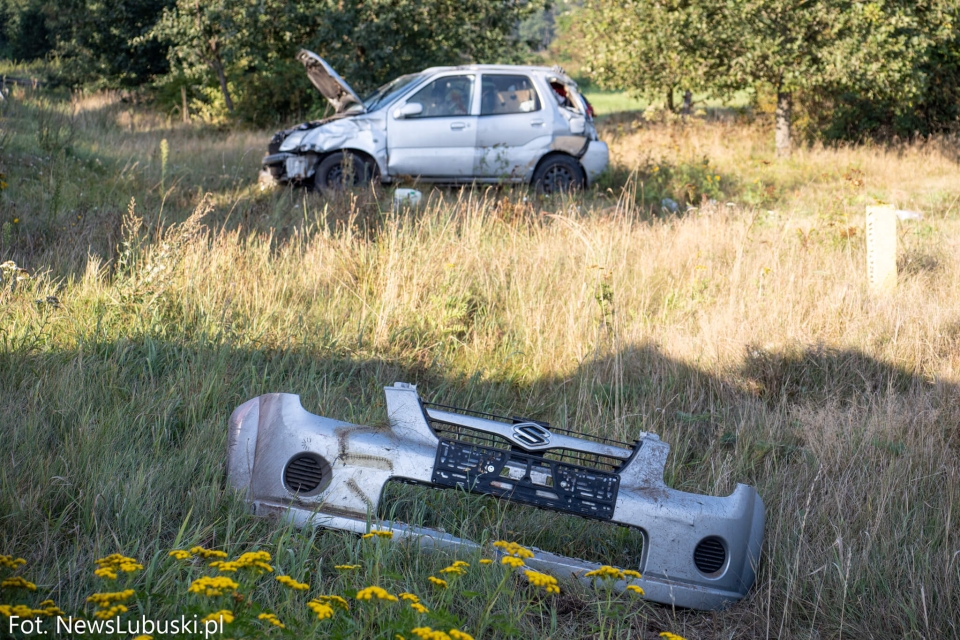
[775,90,792,157]
[210,57,234,112]
[666,87,675,112]
[681,90,693,116]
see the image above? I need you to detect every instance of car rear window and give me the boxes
[481,75,541,116]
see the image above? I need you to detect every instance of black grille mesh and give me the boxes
[693,537,726,574]
[284,455,324,493]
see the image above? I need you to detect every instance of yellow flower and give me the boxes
[189,547,228,559]
[94,567,118,580]
[439,564,467,576]
[1,576,37,591]
[37,600,65,617]
[356,586,399,602]
[501,556,525,569]
[623,569,642,579]
[201,610,234,624]
[397,636,406,640]
[187,576,239,597]
[168,550,192,560]
[411,627,452,640]
[479,559,492,565]
[258,612,285,628]
[132,636,153,640]
[307,600,334,620]
[361,530,394,540]
[449,631,474,640]
[427,576,448,589]
[86,590,135,607]
[12,218,18,224]
[315,595,350,610]
[209,561,240,572]
[334,564,360,571]
[626,584,645,596]
[659,633,687,640]
[93,604,128,619]
[584,565,624,580]
[410,602,429,614]
[524,569,560,595]
[399,593,420,603]
[492,540,534,559]
[232,551,273,572]
[275,575,309,590]
[0,556,26,570]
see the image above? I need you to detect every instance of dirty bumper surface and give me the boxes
[227,383,764,610]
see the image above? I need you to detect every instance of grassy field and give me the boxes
[1,86,960,639]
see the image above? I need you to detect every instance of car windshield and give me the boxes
[362,74,423,111]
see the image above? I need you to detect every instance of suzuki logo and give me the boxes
[512,422,552,447]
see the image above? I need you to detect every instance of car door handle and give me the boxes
[531,119,545,126]
[450,122,467,130]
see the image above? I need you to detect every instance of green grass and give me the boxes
[1,86,959,639]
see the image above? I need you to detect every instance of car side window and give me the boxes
[404,75,474,117]
[480,75,541,116]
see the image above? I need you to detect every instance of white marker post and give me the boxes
[866,205,897,293]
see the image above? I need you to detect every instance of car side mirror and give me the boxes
[393,103,423,119]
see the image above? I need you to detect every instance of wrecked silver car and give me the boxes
[259,51,609,194]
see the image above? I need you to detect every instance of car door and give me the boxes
[475,74,553,180]
[386,74,477,179]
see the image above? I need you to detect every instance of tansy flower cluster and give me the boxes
[659,633,687,640]
[314,595,350,610]
[427,576,447,589]
[189,547,228,559]
[523,570,560,595]
[168,550,191,560]
[307,600,334,620]
[626,584,645,596]
[356,586,399,602]
[94,554,143,580]
[411,627,474,640]
[87,589,135,619]
[0,556,26,570]
[362,530,395,540]
[276,575,309,590]
[187,576,239,597]
[492,540,534,559]
[439,560,469,576]
[200,610,234,624]
[334,564,361,571]
[501,556,525,569]
[208,551,272,573]
[258,612,284,628]
[584,565,624,580]
[1,576,36,591]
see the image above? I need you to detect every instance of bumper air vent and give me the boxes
[284,454,325,494]
[693,537,727,575]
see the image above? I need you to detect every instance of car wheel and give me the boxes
[313,151,376,194]
[533,155,584,195]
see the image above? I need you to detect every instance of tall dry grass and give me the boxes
[1,90,959,638]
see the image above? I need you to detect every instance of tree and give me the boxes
[580,0,941,155]
[581,0,732,112]
[142,0,244,110]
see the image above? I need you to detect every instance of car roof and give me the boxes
[418,64,577,84]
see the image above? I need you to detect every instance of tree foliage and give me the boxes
[581,0,960,145]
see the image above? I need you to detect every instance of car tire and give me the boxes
[313,151,377,194]
[532,155,584,195]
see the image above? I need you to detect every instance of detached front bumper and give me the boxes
[227,383,764,610]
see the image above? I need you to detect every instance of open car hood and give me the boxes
[296,50,364,114]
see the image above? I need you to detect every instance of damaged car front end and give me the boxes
[259,51,609,194]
